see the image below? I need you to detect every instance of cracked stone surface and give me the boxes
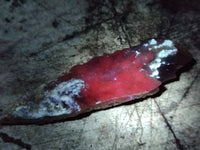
[0,0,200,150]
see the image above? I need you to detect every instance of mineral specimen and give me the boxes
[0,38,192,124]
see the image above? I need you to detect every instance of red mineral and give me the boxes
[0,39,192,125]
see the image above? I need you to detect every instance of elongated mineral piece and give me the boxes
[1,39,192,124]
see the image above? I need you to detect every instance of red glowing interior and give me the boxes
[60,48,161,107]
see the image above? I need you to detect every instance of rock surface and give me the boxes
[0,0,200,150]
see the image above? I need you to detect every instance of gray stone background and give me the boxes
[0,0,200,149]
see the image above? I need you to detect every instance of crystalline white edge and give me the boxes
[96,101,102,104]
[148,39,157,45]
[14,79,85,119]
[146,39,178,79]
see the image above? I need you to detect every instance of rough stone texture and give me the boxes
[0,0,200,150]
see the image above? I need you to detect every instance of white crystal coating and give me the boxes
[148,39,157,45]
[14,79,85,119]
[162,40,173,47]
[148,39,177,79]
[135,50,140,57]
[150,70,159,78]
[153,40,173,49]
[143,43,148,47]
[157,49,177,58]
[96,101,102,104]
[149,58,161,70]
